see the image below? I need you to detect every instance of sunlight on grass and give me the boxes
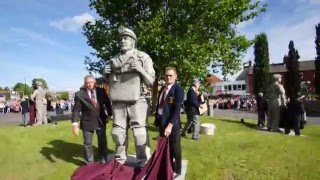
[0,116,319,179]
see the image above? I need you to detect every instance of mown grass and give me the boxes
[0,115,319,180]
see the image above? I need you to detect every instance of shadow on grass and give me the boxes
[48,114,72,123]
[214,118,258,130]
[40,140,115,166]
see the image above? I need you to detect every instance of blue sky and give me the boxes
[0,0,319,90]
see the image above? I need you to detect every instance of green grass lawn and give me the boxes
[0,116,319,180]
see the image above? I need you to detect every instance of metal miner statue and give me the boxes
[267,74,286,132]
[31,81,48,125]
[104,26,155,166]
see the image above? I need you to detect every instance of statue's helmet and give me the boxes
[273,74,282,79]
[36,81,43,86]
[117,26,137,41]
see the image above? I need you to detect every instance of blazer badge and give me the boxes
[168,97,174,104]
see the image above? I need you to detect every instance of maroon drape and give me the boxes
[134,137,174,180]
[29,101,36,125]
[71,160,134,180]
[71,137,174,180]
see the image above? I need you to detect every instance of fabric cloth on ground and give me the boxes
[71,137,173,180]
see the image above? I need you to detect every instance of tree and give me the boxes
[314,23,320,95]
[253,33,270,97]
[83,1,266,83]
[83,0,266,110]
[58,91,69,101]
[31,78,49,89]
[284,41,301,101]
[13,83,32,96]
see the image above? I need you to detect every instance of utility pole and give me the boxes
[24,77,26,95]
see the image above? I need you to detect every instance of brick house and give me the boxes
[245,60,316,94]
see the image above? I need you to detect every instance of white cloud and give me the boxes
[49,13,95,32]
[10,27,66,48]
[230,9,320,80]
[266,15,319,63]
[238,18,255,31]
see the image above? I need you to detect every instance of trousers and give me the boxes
[111,98,150,164]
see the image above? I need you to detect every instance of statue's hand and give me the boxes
[104,64,111,74]
[131,61,143,73]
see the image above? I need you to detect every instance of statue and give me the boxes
[267,74,286,132]
[104,26,155,166]
[31,81,48,125]
[315,24,320,60]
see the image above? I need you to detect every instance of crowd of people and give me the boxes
[0,100,22,114]
[1,81,74,127]
[209,96,257,112]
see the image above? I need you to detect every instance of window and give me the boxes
[242,84,246,90]
[299,73,303,79]
[228,85,232,91]
[233,85,237,91]
[215,85,222,90]
[237,84,242,90]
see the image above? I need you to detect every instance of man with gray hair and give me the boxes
[31,81,47,125]
[256,92,267,128]
[104,26,155,166]
[72,75,113,164]
[181,79,201,140]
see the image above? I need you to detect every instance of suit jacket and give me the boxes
[155,82,184,134]
[72,87,112,131]
[185,87,200,115]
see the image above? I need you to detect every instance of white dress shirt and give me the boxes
[72,88,97,126]
[157,83,173,115]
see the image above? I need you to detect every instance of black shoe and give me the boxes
[98,157,107,164]
[181,133,187,137]
[174,173,181,179]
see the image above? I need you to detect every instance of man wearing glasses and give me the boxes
[154,66,184,178]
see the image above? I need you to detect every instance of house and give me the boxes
[207,74,249,96]
[245,60,316,94]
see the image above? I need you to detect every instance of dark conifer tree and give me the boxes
[284,41,301,101]
[253,33,270,96]
[314,23,320,95]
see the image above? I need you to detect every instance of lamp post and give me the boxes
[24,77,26,95]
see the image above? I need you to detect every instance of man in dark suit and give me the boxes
[72,75,113,164]
[154,66,184,178]
[181,79,201,140]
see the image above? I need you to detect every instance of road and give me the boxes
[0,111,72,126]
[0,109,318,126]
[211,109,319,125]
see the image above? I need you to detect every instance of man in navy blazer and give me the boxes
[154,66,184,178]
[72,75,113,164]
[181,79,201,139]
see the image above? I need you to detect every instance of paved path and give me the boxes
[0,111,72,126]
[211,109,319,125]
[0,109,319,126]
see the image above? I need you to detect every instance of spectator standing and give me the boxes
[20,97,30,127]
